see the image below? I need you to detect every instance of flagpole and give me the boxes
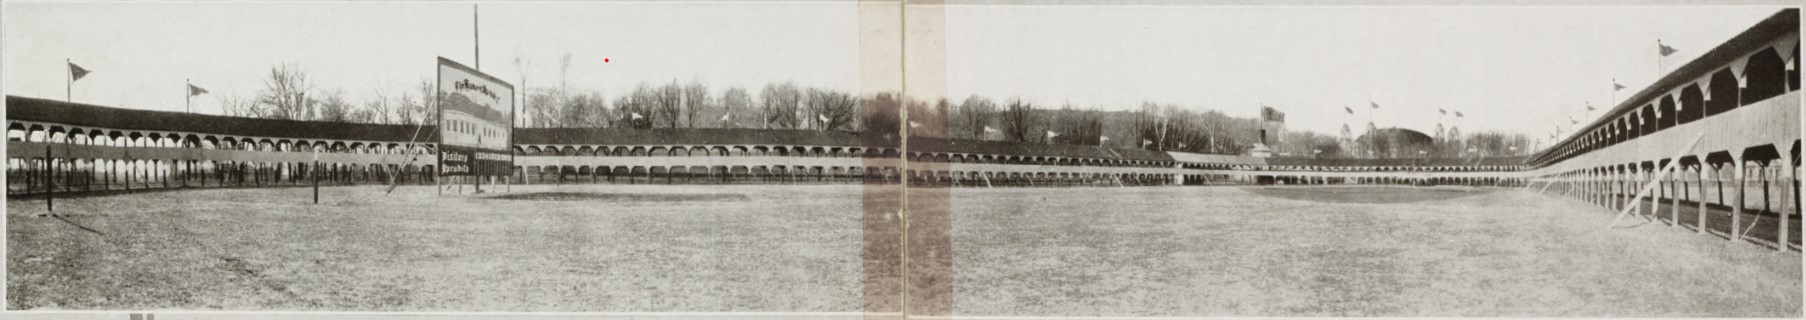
[66,58,72,104]
[186,79,192,114]
[473,3,480,70]
[1657,39,1665,78]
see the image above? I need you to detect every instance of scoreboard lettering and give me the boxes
[436,57,515,177]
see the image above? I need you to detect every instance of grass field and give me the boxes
[7,184,1801,316]
[950,185,1801,317]
[7,184,866,311]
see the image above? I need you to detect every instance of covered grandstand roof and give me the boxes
[912,137,1176,162]
[513,127,870,147]
[7,95,436,142]
[1534,8,1799,165]
[1266,156,1528,167]
[6,95,1171,162]
[1167,151,1266,165]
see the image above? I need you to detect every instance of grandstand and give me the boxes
[3,9,1798,250]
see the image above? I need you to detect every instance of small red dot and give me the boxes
[604,58,610,63]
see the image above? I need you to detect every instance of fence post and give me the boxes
[1699,162,1710,235]
[45,144,53,213]
[1780,154,1794,252]
[1732,159,1745,241]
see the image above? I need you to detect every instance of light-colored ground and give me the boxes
[7,184,866,311]
[6,184,1800,316]
[950,185,1802,317]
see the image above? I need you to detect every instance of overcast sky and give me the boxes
[5,2,1790,143]
[944,5,1787,142]
[4,2,861,116]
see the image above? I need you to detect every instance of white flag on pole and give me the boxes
[631,112,645,120]
[983,126,998,133]
[819,114,830,123]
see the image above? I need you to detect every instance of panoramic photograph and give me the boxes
[2,1,1800,319]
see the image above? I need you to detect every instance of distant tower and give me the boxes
[1253,106,1286,157]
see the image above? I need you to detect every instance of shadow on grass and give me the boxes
[48,214,105,235]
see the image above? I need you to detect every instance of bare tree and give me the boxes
[613,84,658,129]
[513,54,532,128]
[860,92,902,140]
[558,91,608,128]
[901,98,949,138]
[1051,105,1103,145]
[805,88,859,131]
[760,82,802,129]
[389,90,418,125]
[559,53,573,90]
[681,80,711,128]
[219,95,262,118]
[255,64,315,120]
[414,79,440,126]
[954,95,997,140]
[525,88,561,127]
[652,81,683,128]
[999,98,1039,143]
[720,87,753,128]
[315,90,353,123]
[361,89,394,124]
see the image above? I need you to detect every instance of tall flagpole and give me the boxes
[1656,39,1665,78]
[186,79,192,113]
[474,3,480,70]
[66,58,72,104]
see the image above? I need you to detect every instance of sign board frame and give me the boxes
[435,57,515,178]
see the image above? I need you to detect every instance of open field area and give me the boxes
[7,185,867,311]
[7,184,1800,316]
[950,186,1802,317]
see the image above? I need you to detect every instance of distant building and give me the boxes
[1252,106,1286,157]
[1356,127,1435,159]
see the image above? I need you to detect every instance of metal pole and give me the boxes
[473,3,480,70]
[46,143,53,213]
[313,161,320,204]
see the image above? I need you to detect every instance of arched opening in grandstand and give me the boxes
[1742,47,1789,105]
[1706,70,1738,117]
[1792,43,1801,90]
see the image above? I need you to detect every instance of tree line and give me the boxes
[219,63,1532,158]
